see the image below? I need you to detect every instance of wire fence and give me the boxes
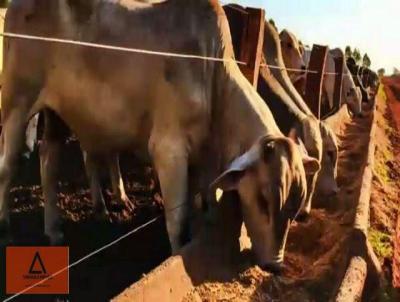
[0,2,355,77]
[0,31,353,78]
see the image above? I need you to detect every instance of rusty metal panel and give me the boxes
[223,5,248,59]
[304,45,328,119]
[333,53,345,109]
[224,5,265,87]
[321,51,345,120]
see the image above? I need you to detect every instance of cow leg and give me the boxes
[108,154,134,212]
[150,139,189,254]
[40,110,68,244]
[83,152,109,221]
[0,107,28,238]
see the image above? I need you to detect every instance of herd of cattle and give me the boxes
[0,0,379,273]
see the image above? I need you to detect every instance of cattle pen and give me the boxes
[0,2,398,302]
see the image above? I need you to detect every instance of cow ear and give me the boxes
[210,147,259,191]
[210,170,246,192]
[302,156,320,175]
[288,128,299,143]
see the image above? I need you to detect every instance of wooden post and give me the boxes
[223,5,265,87]
[304,45,328,119]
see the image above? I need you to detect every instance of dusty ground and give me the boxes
[184,108,374,302]
[368,77,400,300]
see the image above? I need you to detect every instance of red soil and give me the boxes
[381,76,400,289]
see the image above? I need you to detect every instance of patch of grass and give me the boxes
[374,163,390,184]
[374,151,393,185]
[374,140,394,186]
[378,84,388,102]
[368,228,393,259]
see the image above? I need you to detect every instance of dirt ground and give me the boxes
[184,107,374,301]
[368,77,400,300]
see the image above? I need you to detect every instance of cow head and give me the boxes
[289,115,323,216]
[279,29,306,81]
[211,136,319,272]
[315,123,339,197]
[343,84,362,116]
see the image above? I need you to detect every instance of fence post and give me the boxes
[223,5,265,87]
[304,44,328,119]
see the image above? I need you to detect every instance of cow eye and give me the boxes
[287,43,293,49]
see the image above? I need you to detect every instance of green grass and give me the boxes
[374,145,393,185]
[378,84,388,102]
[368,229,393,259]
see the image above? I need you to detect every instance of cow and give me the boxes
[315,122,339,198]
[279,29,306,84]
[346,58,370,103]
[320,49,362,117]
[0,0,320,271]
[329,48,362,116]
[263,23,339,200]
[259,21,322,215]
[360,67,379,99]
[303,48,362,118]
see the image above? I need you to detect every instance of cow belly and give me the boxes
[42,75,152,153]
[55,99,150,153]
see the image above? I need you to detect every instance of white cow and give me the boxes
[302,48,362,117]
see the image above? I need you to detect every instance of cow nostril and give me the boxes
[301,65,306,70]
[261,262,283,275]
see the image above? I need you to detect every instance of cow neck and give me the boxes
[258,63,306,135]
[263,22,314,117]
[342,64,354,99]
[212,62,283,169]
